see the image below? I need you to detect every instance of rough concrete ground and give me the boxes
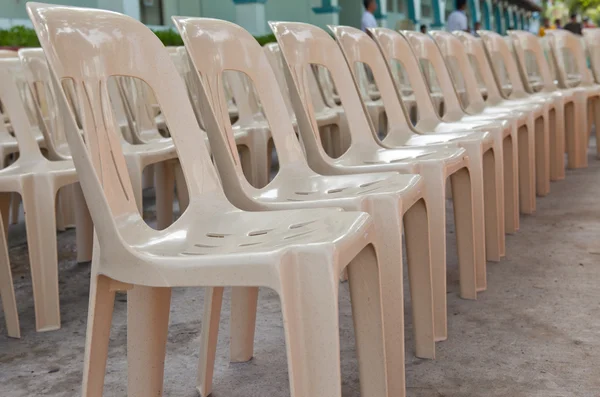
[1,145,600,397]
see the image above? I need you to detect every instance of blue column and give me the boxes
[482,0,492,29]
[512,8,519,29]
[494,2,503,33]
[374,0,387,21]
[467,0,481,26]
[407,0,421,24]
[504,5,511,30]
[431,0,445,28]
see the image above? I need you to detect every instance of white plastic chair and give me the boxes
[453,32,549,214]
[270,22,485,345]
[175,16,438,397]
[331,25,505,340]
[0,207,17,338]
[0,58,89,333]
[546,29,600,154]
[430,30,538,232]
[477,30,558,197]
[508,30,590,169]
[366,29,507,251]
[28,4,393,397]
[19,48,187,230]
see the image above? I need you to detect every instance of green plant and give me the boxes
[0,26,40,47]
[0,26,278,48]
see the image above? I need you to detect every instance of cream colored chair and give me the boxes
[430,30,538,232]
[330,25,502,340]
[0,58,88,333]
[19,48,186,230]
[583,28,600,84]
[270,22,484,344]
[17,48,93,262]
[364,27,506,252]
[546,29,600,154]
[477,30,559,196]
[455,31,549,209]
[0,208,17,338]
[508,30,590,169]
[29,4,396,397]
[367,29,509,248]
[175,16,439,397]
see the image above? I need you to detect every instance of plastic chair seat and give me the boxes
[111,208,371,284]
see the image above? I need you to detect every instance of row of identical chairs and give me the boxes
[0,2,598,396]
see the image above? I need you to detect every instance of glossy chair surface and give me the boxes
[508,30,589,168]
[271,21,487,345]
[27,4,392,397]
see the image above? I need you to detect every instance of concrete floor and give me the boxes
[1,147,600,397]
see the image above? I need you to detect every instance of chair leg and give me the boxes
[550,105,566,180]
[174,162,189,215]
[483,148,501,265]
[534,115,550,196]
[229,286,259,362]
[565,100,586,169]
[73,183,93,263]
[59,185,77,229]
[197,286,224,397]
[460,145,489,287]
[154,160,176,230]
[403,198,435,358]
[22,177,60,332]
[518,124,535,214]
[368,197,429,397]
[0,192,10,238]
[504,134,519,234]
[127,285,172,397]
[449,167,478,301]
[55,190,66,232]
[249,132,271,189]
[279,254,342,397]
[0,201,19,338]
[347,244,388,397]
[82,274,116,397]
[420,167,449,341]
[594,97,600,158]
[9,192,20,225]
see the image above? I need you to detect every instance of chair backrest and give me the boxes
[269,21,382,160]
[429,30,487,114]
[478,30,529,99]
[18,48,73,159]
[452,31,506,105]
[400,30,467,121]
[368,27,445,128]
[546,29,595,88]
[173,17,309,200]
[0,59,46,161]
[27,3,226,245]
[225,69,264,127]
[583,28,600,83]
[507,30,558,93]
[328,25,415,146]
[263,43,296,119]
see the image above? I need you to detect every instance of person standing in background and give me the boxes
[583,16,596,28]
[554,18,562,29]
[564,14,583,34]
[446,0,469,32]
[420,24,427,34]
[361,0,378,32]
